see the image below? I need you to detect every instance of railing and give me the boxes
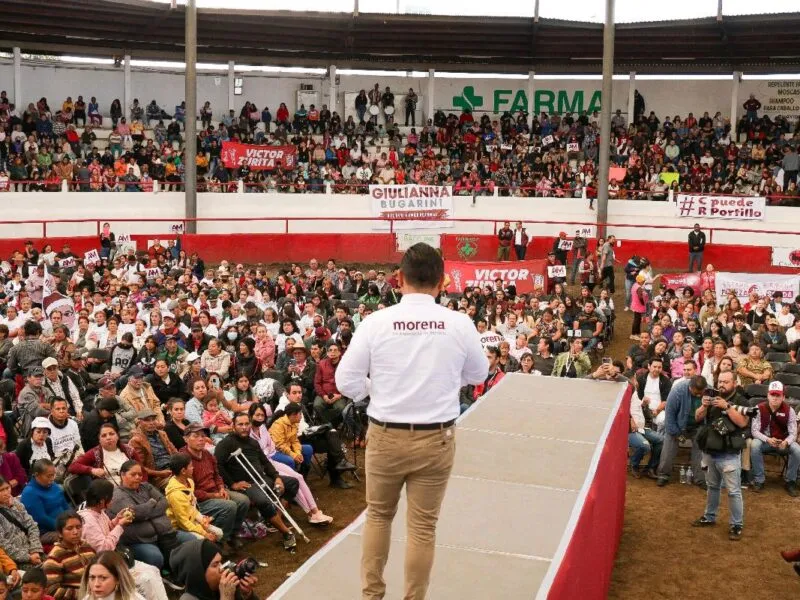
[3,215,800,244]
[4,179,797,204]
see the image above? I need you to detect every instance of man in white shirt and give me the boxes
[336,243,487,600]
[629,377,665,479]
[475,318,504,349]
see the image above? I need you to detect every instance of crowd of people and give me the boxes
[0,89,798,201]
[0,222,798,595]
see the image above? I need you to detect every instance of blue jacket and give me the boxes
[664,378,698,436]
[20,478,69,533]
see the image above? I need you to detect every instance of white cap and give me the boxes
[42,357,59,370]
[768,381,784,395]
[186,352,200,362]
[31,417,52,431]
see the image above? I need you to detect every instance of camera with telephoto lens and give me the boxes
[221,557,259,579]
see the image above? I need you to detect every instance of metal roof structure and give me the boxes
[1,0,799,73]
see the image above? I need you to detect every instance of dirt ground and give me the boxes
[243,266,800,597]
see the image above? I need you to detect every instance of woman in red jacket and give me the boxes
[68,423,143,498]
[275,102,290,127]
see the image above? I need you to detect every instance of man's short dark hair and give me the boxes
[684,359,697,369]
[649,357,663,366]
[285,402,302,416]
[689,375,707,393]
[169,453,192,475]
[486,346,500,359]
[85,479,115,507]
[287,381,303,394]
[32,458,54,476]
[23,320,42,337]
[21,567,47,587]
[400,243,443,289]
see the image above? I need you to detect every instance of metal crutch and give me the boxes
[229,448,310,543]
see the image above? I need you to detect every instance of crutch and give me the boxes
[229,448,310,543]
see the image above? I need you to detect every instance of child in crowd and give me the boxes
[201,396,233,445]
[21,568,55,600]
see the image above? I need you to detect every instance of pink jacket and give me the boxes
[78,507,124,552]
[254,336,275,369]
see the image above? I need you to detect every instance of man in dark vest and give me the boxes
[750,381,800,497]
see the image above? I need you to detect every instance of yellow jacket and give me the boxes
[165,476,206,537]
[0,546,16,576]
[269,415,302,461]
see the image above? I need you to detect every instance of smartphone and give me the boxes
[602,357,612,365]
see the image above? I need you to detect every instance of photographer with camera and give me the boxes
[691,371,752,541]
[170,538,257,600]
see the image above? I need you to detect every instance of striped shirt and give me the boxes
[43,542,96,600]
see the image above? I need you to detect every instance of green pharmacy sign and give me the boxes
[451,85,602,115]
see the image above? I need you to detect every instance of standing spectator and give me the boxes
[782,146,799,188]
[630,274,649,340]
[688,223,706,272]
[743,93,761,122]
[569,233,588,285]
[552,231,569,266]
[656,376,707,487]
[512,221,528,261]
[599,235,616,293]
[496,221,513,261]
[404,88,417,126]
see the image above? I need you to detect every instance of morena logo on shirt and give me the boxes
[392,320,446,332]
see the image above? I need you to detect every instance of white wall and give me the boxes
[5,58,798,125]
[2,192,799,249]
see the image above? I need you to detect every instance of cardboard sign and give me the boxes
[58,257,76,269]
[541,135,555,147]
[567,142,579,152]
[146,268,162,280]
[575,226,596,238]
[84,249,100,265]
[558,239,574,251]
[547,265,567,278]
[117,234,131,243]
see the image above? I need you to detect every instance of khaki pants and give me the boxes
[361,423,456,600]
[497,245,510,261]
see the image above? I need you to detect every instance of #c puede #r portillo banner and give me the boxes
[674,194,765,220]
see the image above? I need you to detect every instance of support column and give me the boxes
[596,0,615,238]
[730,70,741,133]
[426,68,435,124]
[627,71,635,125]
[12,47,21,110]
[228,61,235,113]
[527,70,535,126]
[123,54,131,118]
[328,64,337,112]
[184,0,197,233]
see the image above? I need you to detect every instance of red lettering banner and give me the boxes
[657,271,716,296]
[444,260,547,294]
[220,142,297,170]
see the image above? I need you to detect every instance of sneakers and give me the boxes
[729,525,743,541]
[692,516,716,528]
[283,530,297,551]
[785,481,799,497]
[645,469,659,480]
[308,511,334,525]
[656,477,669,487]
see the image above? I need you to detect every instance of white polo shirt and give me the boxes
[336,293,488,424]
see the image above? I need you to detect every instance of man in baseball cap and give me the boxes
[750,380,800,496]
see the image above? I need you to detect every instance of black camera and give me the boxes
[705,388,718,398]
[222,557,259,579]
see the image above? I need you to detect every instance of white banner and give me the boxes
[84,249,100,265]
[574,225,596,238]
[395,232,441,252]
[675,194,766,220]
[772,247,800,268]
[715,272,800,303]
[557,239,573,251]
[547,265,567,278]
[146,267,162,280]
[369,185,454,230]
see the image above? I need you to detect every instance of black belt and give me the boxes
[369,417,455,430]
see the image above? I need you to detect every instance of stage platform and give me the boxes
[270,375,630,600]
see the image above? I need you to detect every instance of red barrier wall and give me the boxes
[440,234,799,274]
[0,233,795,275]
[546,385,631,600]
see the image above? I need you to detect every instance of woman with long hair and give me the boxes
[726,332,748,365]
[518,353,541,375]
[224,374,259,414]
[79,551,145,600]
[232,338,260,384]
[712,356,738,388]
[69,423,142,488]
[248,405,331,524]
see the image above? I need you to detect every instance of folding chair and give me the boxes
[744,383,769,398]
[775,372,800,387]
[766,352,791,363]
[770,362,786,374]
[781,363,800,375]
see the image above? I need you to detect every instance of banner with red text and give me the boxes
[658,271,716,296]
[370,184,454,230]
[444,260,547,294]
[715,271,800,303]
[220,142,297,170]
[675,194,765,220]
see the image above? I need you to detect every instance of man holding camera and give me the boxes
[692,371,751,541]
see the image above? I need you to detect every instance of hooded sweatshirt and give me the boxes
[165,476,206,537]
[170,539,220,600]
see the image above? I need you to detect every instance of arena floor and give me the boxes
[248,267,800,598]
